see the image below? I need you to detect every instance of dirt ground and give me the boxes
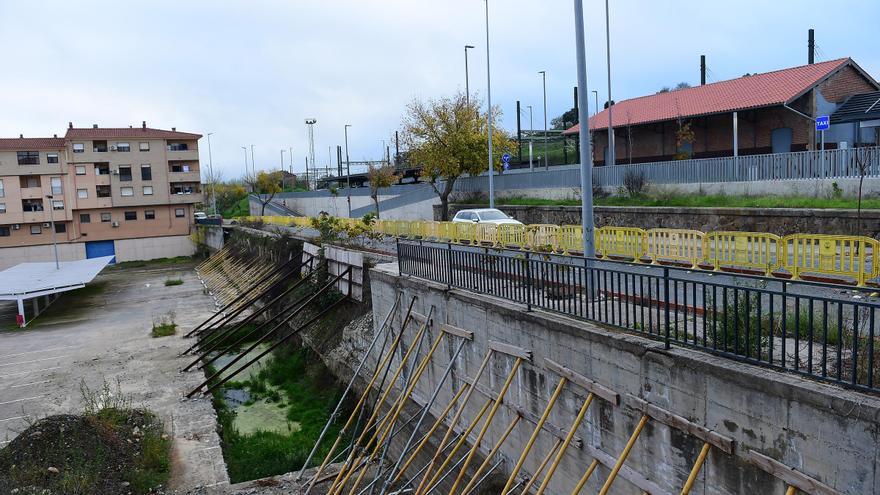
[0,262,229,492]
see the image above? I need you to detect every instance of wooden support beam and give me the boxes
[746,450,843,495]
[544,358,619,405]
[583,443,672,495]
[457,373,582,448]
[488,340,533,361]
[626,395,734,454]
[411,311,433,327]
[440,323,474,340]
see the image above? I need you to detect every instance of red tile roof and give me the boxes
[565,58,860,134]
[65,126,202,140]
[0,137,66,151]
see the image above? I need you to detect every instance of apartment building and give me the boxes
[0,122,203,269]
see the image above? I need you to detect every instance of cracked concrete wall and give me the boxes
[363,263,879,495]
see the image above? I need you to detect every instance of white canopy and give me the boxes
[0,256,115,299]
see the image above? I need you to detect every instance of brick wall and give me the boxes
[819,64,877,103]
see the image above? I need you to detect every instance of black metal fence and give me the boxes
[397,239,880,394]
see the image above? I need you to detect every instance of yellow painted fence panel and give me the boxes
[706,231,781,276]
[596,227,648,262]
[647,229,706,269]
[782,234,880,286]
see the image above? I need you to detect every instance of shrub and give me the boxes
[164,278,183,287]
[622,170,648,197]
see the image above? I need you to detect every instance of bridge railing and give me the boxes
[397,239,880,393]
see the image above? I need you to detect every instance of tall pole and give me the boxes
[465,45,475,104]
[527,105,534,171]
[604,0,615,166]
[516,100,522,162]
[484,0,494,209]
[280,149,286,170]
[344,124,352,217]
[46,195,59,269]
[540,70,548,170]
[250,144,255,175]
[289,147,294,174]
[574,0,595,258]
[592,91,599,116]
[240,146,248,180]
[207,133,216,215]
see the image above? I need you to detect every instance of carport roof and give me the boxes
[0,256,114,299]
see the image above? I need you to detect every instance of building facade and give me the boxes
[0,122,202,269]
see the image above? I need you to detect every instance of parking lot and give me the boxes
[0,262,229,490]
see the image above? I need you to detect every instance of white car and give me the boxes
[194,211,207,220]
[451,208,523,225]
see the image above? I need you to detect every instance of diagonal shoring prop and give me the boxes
[295,292,403,482]
[186,267,351,398]
[325,307,434,495]
[597,414,649,495]
[458,414,521,495]
[303,296,419,495]
[409,350,495,494]
[516,438,563,495]
[462,458,505,495]
[680,442,711,495]
[534,392,595,495]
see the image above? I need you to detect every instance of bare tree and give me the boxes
[854,147,875,236]
[244,170,283,216]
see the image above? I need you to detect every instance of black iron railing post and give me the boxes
[396,238,402,275]
[525,251,533,312]
[663,267,671,349]
[446,242,453,289]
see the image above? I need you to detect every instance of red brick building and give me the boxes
[564,58,879,165]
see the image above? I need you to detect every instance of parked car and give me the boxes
[451,208,523,225]
[194,211,207,220]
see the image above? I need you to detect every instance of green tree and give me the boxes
[214,182,248,217]
[245,170,284,216]
[551,107,579,130]
[367,164,399,217]
[400,92,513,220]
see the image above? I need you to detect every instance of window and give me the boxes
[80,213,91,223]
[170,163,183,173]
[167,143,188,151]
[118,166,132,181]
[95,163,110,175]
[0,179,4,197]
[52,200,64,210]
[30,225,41,234]
[0,226,8,237]
[124,211,137,221]
[144,210,155,220]
[96,185,111,198]
[22,199,44,212]
[55,223,66,234]
[139,142,150,152]
[51,177,62,195]
[47,153,59,164]
[116,142,130,152]
[771,128,794,154]
[0,203,5,214]
[75,165,87,175]
[120,186,134,197]
[141,165,152,180]
[171,184,197,195]
[143,186,153,195]
[21,176,40,188]
[100,212,111,222]
[174,208,185,218]
[77,188,88,199]
[17,151,39,165]
[93,140,108,152]
[73,143,84,153]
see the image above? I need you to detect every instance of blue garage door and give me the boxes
[85,240,116,263]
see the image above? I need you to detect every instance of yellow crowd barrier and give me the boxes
[242,215,880,286]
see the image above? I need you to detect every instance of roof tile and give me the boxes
[0,137,66,151]
[64,127,202,140]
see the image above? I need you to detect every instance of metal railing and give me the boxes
[397,239,880,393]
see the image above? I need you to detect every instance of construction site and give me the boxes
[153,218,878,495]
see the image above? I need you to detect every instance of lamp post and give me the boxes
[591,90,599,116]
[539,70,548,170]
[250,144,255,175]
[344,124,352,217]
[207,132,217,215]
[464,45,475,104]
[604,0,615,166]
[240,146,248,178]
[484,0,494,209]
[574,0,595,258]
[280,149,286,170]
[45,194,59,269]
[526,105,534,171]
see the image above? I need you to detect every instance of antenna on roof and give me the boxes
[808,29,815,64]
[700,55,706,85]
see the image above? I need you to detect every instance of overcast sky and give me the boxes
[0,0,877,180]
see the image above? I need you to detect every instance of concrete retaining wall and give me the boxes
[0,243,86,270]
[114,235,195,262]
[440,203,880,238]
[364,263,879,494]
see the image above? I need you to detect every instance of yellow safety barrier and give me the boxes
[706,231,781,276]
[647,228,706,269]
[782,234,880,286]
[244,215,880,287]
[596,227,648,263]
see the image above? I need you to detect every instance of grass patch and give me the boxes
[459,194,880,209]
[151,312,177,338]
[223,197,251,218]
[164,278,184,286]
[110,255,198,270]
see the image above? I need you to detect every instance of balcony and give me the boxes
[169,183,202,204]
[168,170,201,183]
[20,187,44,200]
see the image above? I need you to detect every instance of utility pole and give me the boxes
[46,194,60,269]
[289,147,294,174]
[604,0,615,167]
[808,28,815,64]
[484,0,494,208]
[527,105,534,171]
[574,0,595,258]
[240,146,248,182]
[206,133,216,215]
[280,149,286,170]
[250,145,255,176]
[464,45,475,104]
[539,70,548,170]
[516,100,522,163]
[344,124,352,217]
[305,119,317,186]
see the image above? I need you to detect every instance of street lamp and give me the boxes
[344,124,352,217]
[574,0,596,258]
[207,133,217,215]
[45,194,59,269]
[464,45,475,104]
[484,0,495,209]
[524,105,535,171]
[240,146,248,179]
[280,149,286,170]
[539,70,548,171]
[250,145,256,175]
[604,0,615,166]
[591,90,599,116]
